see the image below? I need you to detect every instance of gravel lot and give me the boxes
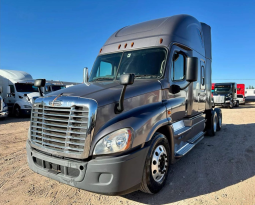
[0,103,255,205]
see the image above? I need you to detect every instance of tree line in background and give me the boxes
[246,85,255,89]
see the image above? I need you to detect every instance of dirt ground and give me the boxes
[0,103,255,205]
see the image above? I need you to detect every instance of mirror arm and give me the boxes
[38,87,43,97]
[115,85,127,114]
[180,82,191,90]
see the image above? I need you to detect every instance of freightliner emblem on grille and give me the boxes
[49,100,62,106]
[49,93,63,106]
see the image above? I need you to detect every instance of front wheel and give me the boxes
[140,133,170,194]
[14,105,21,117]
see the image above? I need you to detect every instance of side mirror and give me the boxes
[34,79,46,97]
[115,74,135,113]
[34,79,46,87]
[83,67,89,83]
[186,57,198,82]
[120,73,135,85]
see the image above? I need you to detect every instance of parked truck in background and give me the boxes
[0,95,9,119]
[0,69,42,117]
[26,15,222,195]
[213,82,239,108]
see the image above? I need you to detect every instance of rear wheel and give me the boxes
[206,111,217,136]
[236,101,239,107]
[140,133,170,194]
[214,108,222,131]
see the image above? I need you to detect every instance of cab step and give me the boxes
[175,131,205,158]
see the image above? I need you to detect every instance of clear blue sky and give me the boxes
[1,0,255,87]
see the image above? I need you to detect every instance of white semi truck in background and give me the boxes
[0,69,42,117]
[0,95,8,119]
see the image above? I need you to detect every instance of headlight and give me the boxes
[93,128,133,155]
[24,105,32,108]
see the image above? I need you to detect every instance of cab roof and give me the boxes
[100,14,209,58]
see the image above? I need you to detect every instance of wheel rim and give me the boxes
[151,145,168,183]
[213,115,217,132]
[218,115,222,128]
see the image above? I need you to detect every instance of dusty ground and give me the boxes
[0,103,255,205]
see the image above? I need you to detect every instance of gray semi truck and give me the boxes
[26,14,222,195]
[213,82,239,108]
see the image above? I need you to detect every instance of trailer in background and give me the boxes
[237,84,245,104]
[245,89,255,102]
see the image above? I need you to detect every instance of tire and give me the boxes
[214,108,222,131]
[140,132,170,194]
[236,101,239,107]
[206,111,217,136]
[229,102,233,109]
[14,105,21,117]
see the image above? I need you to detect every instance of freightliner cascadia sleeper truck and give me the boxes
[27,15,222,195]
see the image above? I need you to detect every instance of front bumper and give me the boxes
[0,111,8,118]
[21,109,31,116]
[26,141,149,195]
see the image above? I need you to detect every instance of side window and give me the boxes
[201,65,205,88]
[9,85,15,93]
[97,61,113,77]
[171,53,185,81]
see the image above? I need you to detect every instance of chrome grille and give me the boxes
[30,104,89,154]
[213,96,225,104]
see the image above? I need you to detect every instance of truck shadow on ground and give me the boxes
[123,123,255,204]
[0,116,30,125]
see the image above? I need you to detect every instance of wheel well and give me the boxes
[155,125,175,163]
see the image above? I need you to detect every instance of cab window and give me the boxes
[171,53,185,81]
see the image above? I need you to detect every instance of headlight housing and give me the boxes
[24,105,32,108]
[93,128,133,155]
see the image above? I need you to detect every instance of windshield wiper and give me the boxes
[135,74,158,78]
[92,77,114,81]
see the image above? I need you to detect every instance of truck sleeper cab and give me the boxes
[27,15,222,195]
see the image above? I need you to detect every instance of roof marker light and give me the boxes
[131,42,134,47]
[100,48,102,53]
[124,43,127,48]
[118,44,121,49]
[160,38,163,44]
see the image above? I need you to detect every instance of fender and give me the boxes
[89,101,173,156]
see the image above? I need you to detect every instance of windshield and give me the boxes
[15,83,38,92]
[214,85,231,93]
[51,85,66,91]
[89,48,167,82]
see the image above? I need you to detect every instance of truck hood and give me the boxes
[47,80,162,107]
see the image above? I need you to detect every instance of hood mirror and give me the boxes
[115,74,135,114]
[34,79,46,97]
